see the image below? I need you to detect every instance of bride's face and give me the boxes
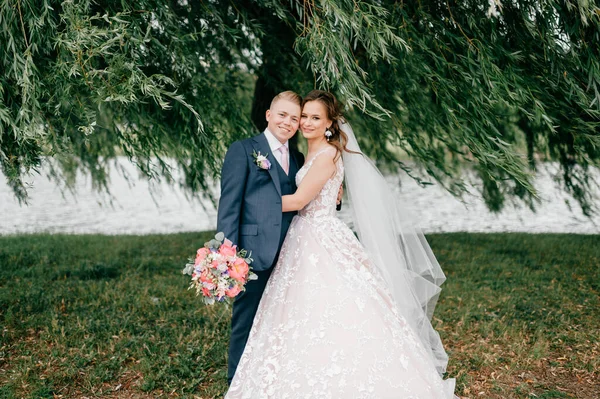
[301,101,332,140]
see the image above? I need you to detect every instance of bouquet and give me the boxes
[182,232,257,304]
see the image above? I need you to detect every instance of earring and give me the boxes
[325,128,332,141]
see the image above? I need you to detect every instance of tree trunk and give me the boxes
[250,15,301,151]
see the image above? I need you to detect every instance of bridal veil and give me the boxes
[341,122,450,375]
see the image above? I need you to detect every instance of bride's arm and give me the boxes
[282,155,336,212]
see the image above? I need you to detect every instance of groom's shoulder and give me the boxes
[227,133,262,150]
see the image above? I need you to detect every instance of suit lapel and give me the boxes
[252,133,281,196]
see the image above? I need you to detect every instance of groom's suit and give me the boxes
[217,131,304,384]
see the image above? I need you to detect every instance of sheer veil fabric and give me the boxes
[341,122,451,375]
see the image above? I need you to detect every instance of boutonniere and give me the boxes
[252,150,271,170]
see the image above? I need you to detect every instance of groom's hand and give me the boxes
[336,184,343,211]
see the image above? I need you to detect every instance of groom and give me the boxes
[217,91,304,384]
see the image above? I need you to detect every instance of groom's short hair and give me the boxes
[270,91,302,108]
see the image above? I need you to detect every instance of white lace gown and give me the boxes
[226,148,457,399]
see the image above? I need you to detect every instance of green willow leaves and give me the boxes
[1,0,599,214]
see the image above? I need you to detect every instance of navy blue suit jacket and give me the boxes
[216,133,304,271]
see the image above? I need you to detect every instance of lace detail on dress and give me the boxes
[225,147,457,399]
[296,146,344,220]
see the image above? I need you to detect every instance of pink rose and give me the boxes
[229,258,249,282]
[199,270,211,283]
[225,285,242,298]
[195,247,210,265]
[201,287,211,297]
[219,240,237,257]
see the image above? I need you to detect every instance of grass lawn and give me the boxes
[0,232,598,398]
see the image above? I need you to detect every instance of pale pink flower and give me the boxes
[219,241,237,257]
[195,247,210,265]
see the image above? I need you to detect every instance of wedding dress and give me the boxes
[225,145,457,399]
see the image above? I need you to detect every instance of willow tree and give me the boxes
[1,0,599,214]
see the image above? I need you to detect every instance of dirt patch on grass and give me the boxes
[450,344,599,398]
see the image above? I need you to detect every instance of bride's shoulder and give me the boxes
[318,145,338,158]
[323,145,338,155]
[309,145,337,163]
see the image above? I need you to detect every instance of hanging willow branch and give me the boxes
[0,0,598,215]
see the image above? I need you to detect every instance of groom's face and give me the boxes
[266,99,301,144]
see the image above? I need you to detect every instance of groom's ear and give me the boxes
[265,109,271,121]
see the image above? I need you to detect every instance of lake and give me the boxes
[1,158,598,235]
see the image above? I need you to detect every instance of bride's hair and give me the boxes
[302,90,358,160]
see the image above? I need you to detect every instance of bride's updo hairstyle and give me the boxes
[302,90,356,160]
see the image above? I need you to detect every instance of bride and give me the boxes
[225,90,458,398]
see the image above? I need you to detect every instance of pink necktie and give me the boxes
[278,146,289,175]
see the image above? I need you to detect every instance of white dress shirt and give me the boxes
[264,128,289,170]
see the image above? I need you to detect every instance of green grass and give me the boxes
[0,233,598,398]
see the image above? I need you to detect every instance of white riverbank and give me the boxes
[1,158,598,235]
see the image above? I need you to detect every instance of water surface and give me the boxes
[1,159,597,235]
